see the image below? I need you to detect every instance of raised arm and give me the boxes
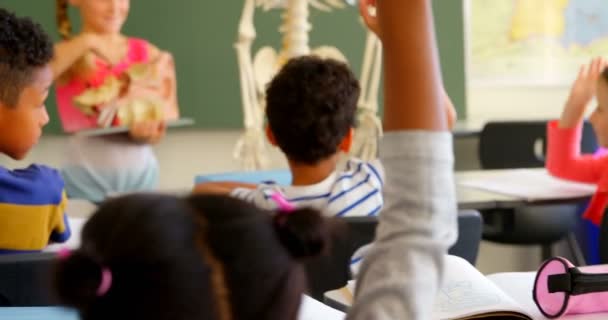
[362,0,447,131]
[50,32,117,81]
[348,1,457,319]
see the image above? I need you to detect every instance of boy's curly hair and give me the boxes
[266,56,360,165]
[0,8,54,107]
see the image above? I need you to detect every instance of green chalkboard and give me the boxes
[2,1,465,134]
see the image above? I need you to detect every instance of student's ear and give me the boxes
[68,0,80,6]
[265,125,278,146]
[339,128,355,153]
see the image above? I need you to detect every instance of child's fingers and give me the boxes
[577,64,588,81]
[130,121,154,140]
[157,121,167,134]
[594,57,607,75]
[146,121,166,144]
[590,57,604,76]
[154,121,166,138]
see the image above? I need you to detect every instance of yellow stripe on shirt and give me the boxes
[0,192,68,250]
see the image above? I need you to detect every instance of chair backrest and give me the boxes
[449,210,483,265]
[478,121,597,169]
[599,209,608,264]
[0,252,57,306]
[304,210,483,300]
[304,217,377,300]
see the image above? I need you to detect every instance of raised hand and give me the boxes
[560,57,607,128]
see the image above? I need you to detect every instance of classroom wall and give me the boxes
[468,86,570,121]
[1,0,467,133]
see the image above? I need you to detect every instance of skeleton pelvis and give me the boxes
[253,45,348,95]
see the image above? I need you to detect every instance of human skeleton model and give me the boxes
[233,0,382,170]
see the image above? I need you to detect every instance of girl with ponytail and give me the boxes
[50,0,179,203]
[54,194,334,320]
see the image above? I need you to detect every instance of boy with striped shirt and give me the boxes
[0,8,70,253]
[195,57,384,217]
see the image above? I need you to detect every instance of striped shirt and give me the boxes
[0,164,71,253]
[231,158,384,217]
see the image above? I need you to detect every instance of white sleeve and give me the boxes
[346,131,458,320]
[230,186,278,211]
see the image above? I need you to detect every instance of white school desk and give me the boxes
[195,168,593,211]
[324,272,608,320]
[455,168,595,209]
[453,119,484,138]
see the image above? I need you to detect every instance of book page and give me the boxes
[344,256,531,320]
[458,169,595,201]
[298,295,345,320]
[431,255,532,320]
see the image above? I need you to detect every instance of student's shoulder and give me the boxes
[231,182,282,199]
[0,164,65,205]
[342,158,385,184]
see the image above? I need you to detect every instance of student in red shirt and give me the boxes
[546,57,608,226]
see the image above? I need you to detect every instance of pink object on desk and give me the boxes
[534,257,608,318]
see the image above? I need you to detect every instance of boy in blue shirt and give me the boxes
[0,8,70,253]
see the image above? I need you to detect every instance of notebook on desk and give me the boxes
[458,168,596,201]
[340,255,599,320]
[336,255,608,319]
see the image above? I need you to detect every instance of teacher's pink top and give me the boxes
[55,38,150,133]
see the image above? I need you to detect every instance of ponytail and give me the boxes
[54,249,111,309]
[273,208,334,260]
[56,0,72,39]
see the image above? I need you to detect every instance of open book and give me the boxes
[431,255,536,319]
[343,255,543,320]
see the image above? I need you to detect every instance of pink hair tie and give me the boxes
[271,192,296,213]
[56,247,112,297]
[97,268,112,297]
[57,247,72,260]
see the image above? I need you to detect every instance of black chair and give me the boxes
[304,210,483,300]
[599,209,608,264]
[478,120,596,264]
[0,252,57,306]
[478,121,597,169]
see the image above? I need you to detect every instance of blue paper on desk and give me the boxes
[0,307,78,320]
[195,169,291,185]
